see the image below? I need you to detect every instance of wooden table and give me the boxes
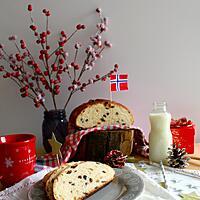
[187,143,200,170]
[133,143,200,170]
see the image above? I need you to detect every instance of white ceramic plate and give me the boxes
[28,166,144,200]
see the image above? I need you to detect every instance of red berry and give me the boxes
[16,56,22,62]
[59,42,64,47]
[40,77,45,82]
[57,75,61,82]
[30,25,37,31]
[39,55,43,60]
[54,85,60,90]
[36,40,40,44]
[24,85,29,90]
[96,75,100,79]
[114,64,119,69]
[102,77,106,81]
[82,83,86,87]
[54,89,60,95]
[80,87,86,92]
[58,66,63,71]
[59,58,64,64]
[34,32,38,36]
[21,92,28,98]
[41,39,46,44]
[52,64,58,71]
[28,4,32,12]
[42,9,47,14]
[68,86,72,91]
[21,44,26,49]
[70,62,75,67]
[47,30,51,35]
[34,103,40,108]
[43,50,48,54]
[44,71,49,76]
[76,24,82,30]
[45,54,49,59]
[33,63,38,67]
[20,87,25,93]
[55,51,60,56]
[27,60,34,65]
[96,8,101,13]
[41,32,47,38]
[29,82,34,88]
[46,11,51,16]
[74,64,80,70]
[50,79,54,84]
[61,31,65,36]
[81,24,86,29]
[77,81,81,86]
[58,70,63,74]
[45,85,49,90]
[0,66,4,72]
[46,45,50,50]
[35,68,41,74]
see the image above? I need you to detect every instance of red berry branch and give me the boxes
[0,5,119,112]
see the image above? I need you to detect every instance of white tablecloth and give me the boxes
[0,164,177,200]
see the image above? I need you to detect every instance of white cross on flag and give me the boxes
[110,74,128,92]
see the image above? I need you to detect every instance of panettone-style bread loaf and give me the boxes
[43,161,115,200]
[69,99,134,129]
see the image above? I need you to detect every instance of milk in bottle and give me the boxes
[149,102,172,164]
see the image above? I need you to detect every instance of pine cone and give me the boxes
[168,144,190,168]
[104,150,126,168]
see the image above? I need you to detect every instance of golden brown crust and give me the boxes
[42,170,55,186]
[68,99,134,130]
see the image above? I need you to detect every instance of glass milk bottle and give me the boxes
[149,102,172,164]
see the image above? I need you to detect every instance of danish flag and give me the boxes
[110,74,128,92]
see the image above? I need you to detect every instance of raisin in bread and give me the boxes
[69,99,134,129]
[44,161,115,200]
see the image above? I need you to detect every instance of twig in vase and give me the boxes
[0,5,119,112]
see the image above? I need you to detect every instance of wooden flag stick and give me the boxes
[56,154,60,166]
[59,150,63,163]
[110,89,113,102]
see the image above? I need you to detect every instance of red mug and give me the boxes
[0,134,36,187]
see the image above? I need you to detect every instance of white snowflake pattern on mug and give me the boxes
[5,157,14,168]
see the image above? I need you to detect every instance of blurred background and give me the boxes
[0,0,200,148]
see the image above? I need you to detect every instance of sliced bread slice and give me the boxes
[53,161,115,200]
[45,162,81,200]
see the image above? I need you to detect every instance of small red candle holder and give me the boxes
[171,118,195,154]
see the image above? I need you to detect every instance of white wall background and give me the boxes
[0,0,200,149]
